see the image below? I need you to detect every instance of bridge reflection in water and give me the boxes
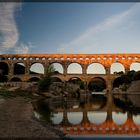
[48,93,140,135]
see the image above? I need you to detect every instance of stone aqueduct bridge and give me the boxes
[0,53,140,90]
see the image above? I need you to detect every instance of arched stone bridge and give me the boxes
[0,53,139,90]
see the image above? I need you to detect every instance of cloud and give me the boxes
[58,3,140,53]
[0,3,21,51]
[14,42,33,54]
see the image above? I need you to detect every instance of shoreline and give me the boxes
[0,96,64,138]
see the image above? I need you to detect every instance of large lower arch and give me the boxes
[67,63,82,74]
[30,63,44,74]
[111,62,125,74]
[51,77,62,82]
[50,63,64,74]
[29,77,40,82]
[10,77,22,82]
[14,63,25,75]
[68,77,84,89]
[87,63,106,74]
[88,77,106,92]
[0,62,9,75]
[130,62,140,71]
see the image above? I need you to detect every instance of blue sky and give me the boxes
[1,2,140,54]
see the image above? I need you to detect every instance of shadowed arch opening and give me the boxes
[87,63,106,74]
[111,63,125,74]
[50,63,64,74]
[14,63,25,75]
[67,63,82,74]
[30,63,44,74]
[0,62,9,75]
[10,77,22,82]
[69,77,84,89]
[130,62,140,71]
[51,77,62,82]
[88,77,106,92]
[29,77,40,82]
[69,77,82,83]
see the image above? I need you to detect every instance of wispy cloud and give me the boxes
[0,2,31,54]
[58,3,140,53]
[14,42,33,54]
[0,3,20,51]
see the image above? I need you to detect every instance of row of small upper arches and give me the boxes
[0,56,140,61]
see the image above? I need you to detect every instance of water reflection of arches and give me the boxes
[50,63,64,74]
[51,112,63,125]
[112,112,127,125]
[88,77,106,91]
[111,62,125,74]
[67,63,82,74]
[51,109,140,129]
[133,114,140,125]
[88,111,107,124]
[30,63,44,74]
[14,63,25,75]
[87,63,106,74]
[68,112,83,124]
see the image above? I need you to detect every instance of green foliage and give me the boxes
[38,65,55,91]
[133,71,140,81]
[88,80,106,92]
[113,70,140,88]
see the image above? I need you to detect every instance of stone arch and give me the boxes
[30,63,44,74]
[130,62,140,71]
[0,62,9,75]
[50,62,64,74]
[14,62,25,75]
[87,63,106,74]
[88,77,106,91]
[51,77,62,82]
[29,77,40,82]
[10,77,22,82]
[67,63,82,74]
[110,62,125,74]
[68,77,84,89]
[68,77,82,83]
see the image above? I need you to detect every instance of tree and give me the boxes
[38,65,55,91]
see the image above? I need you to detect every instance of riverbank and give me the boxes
[0,96,64,138]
